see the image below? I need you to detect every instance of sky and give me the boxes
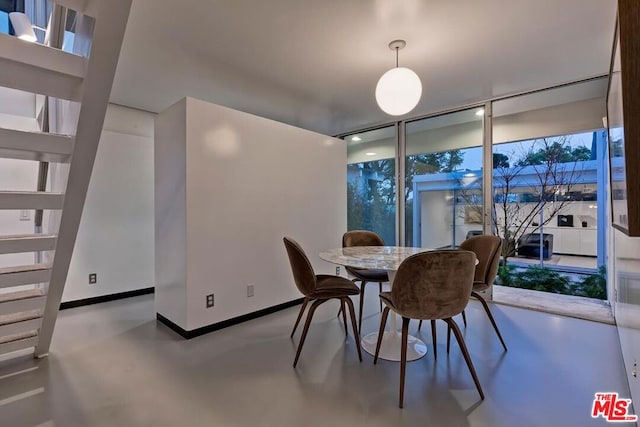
[456,131,596,171]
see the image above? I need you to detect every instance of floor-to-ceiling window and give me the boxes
[491,79,608,299]
[345,126,397,245]
[342,77,610,303]
[405,108,484,248]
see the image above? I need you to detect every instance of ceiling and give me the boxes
[110,0,617,136]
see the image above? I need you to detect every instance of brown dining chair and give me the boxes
[342,230,389,330]
[455,235,507,351]
[374,250,483,408]
[283,237,362,367]
[418,235,507,353]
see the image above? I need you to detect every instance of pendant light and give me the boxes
[375,40,422,116]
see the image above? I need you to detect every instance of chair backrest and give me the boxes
[459,235,502,285]
[342,230,385,247]
[391,250,476,320]
[283,237,316,296]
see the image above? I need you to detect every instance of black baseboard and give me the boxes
[59,287,155,310]
[156,297,305,339]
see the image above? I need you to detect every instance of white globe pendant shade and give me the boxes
[375,66,422,116]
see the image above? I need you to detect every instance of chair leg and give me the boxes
[340,299,348,337]
[418,320,422,331]
[374,306,390,364]
[447,324,451,354]
[337,279,357,318]
[290,297,309,338]
[461,310,467,328]
[430,319,437,360]
[378,282,383,312]
[342,297,363,362]
[293,299,326,368]
[399,317,410,408]
[472,291,507,351]
[445,318,484,400]
[358,281,367,332]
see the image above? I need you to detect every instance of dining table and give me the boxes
[319,245,434,362]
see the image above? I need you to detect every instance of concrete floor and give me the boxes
[0,293,632,427]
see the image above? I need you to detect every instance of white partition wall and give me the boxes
[155,97,346,332]
[62,105,155,302]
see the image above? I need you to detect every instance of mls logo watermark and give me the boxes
[592,392,638,422]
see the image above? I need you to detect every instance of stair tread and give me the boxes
[0,330,38,345]
[0,128,73,138]
[0,33,85,100]
[0,234,56,241]
[0,289,46,304]
[0,310,41,326]
[0,33,86,77]
[0,127,74,141]
[0,192,65,210]
[0,128,73,162]
[0,234,57,255]
[0,264,52,275]
[0,191,63,195]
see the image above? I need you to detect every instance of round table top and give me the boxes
[318,246,434,271]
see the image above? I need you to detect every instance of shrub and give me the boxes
[573,266,607,300]
[513,266,573,294]
[494,264,607,300]
[496,264,571,294]
[496,264,516,287]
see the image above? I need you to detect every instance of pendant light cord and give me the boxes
[395,47,399,68]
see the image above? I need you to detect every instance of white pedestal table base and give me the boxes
[361,330,427,361]
[360,270,427,362]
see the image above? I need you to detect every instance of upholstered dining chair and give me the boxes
[283,237,362,367]
[456,235,507,351]
[418,235,507,353]
[374,250,483,408]
[342,230,389,330]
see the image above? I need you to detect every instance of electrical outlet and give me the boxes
[335,266,340,275]
[206,294,214,308]
[247,284,254,297]
[19,210,30,221]
[89,273,97,284]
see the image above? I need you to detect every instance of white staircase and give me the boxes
[0,0,132,360]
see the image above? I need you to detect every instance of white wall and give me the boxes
[154,100,187,327]
[0,95,155,301]
[613,231,640,408]
[155,97,347,331]
[420,191,454,248]
[61,104,155,302]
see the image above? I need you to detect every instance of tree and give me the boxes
[493,153,510,169]
[347,160,396,244]
[515,141,592,166]
[463,136,586,265]
[348,149,465,246]
[497,137,587,264]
